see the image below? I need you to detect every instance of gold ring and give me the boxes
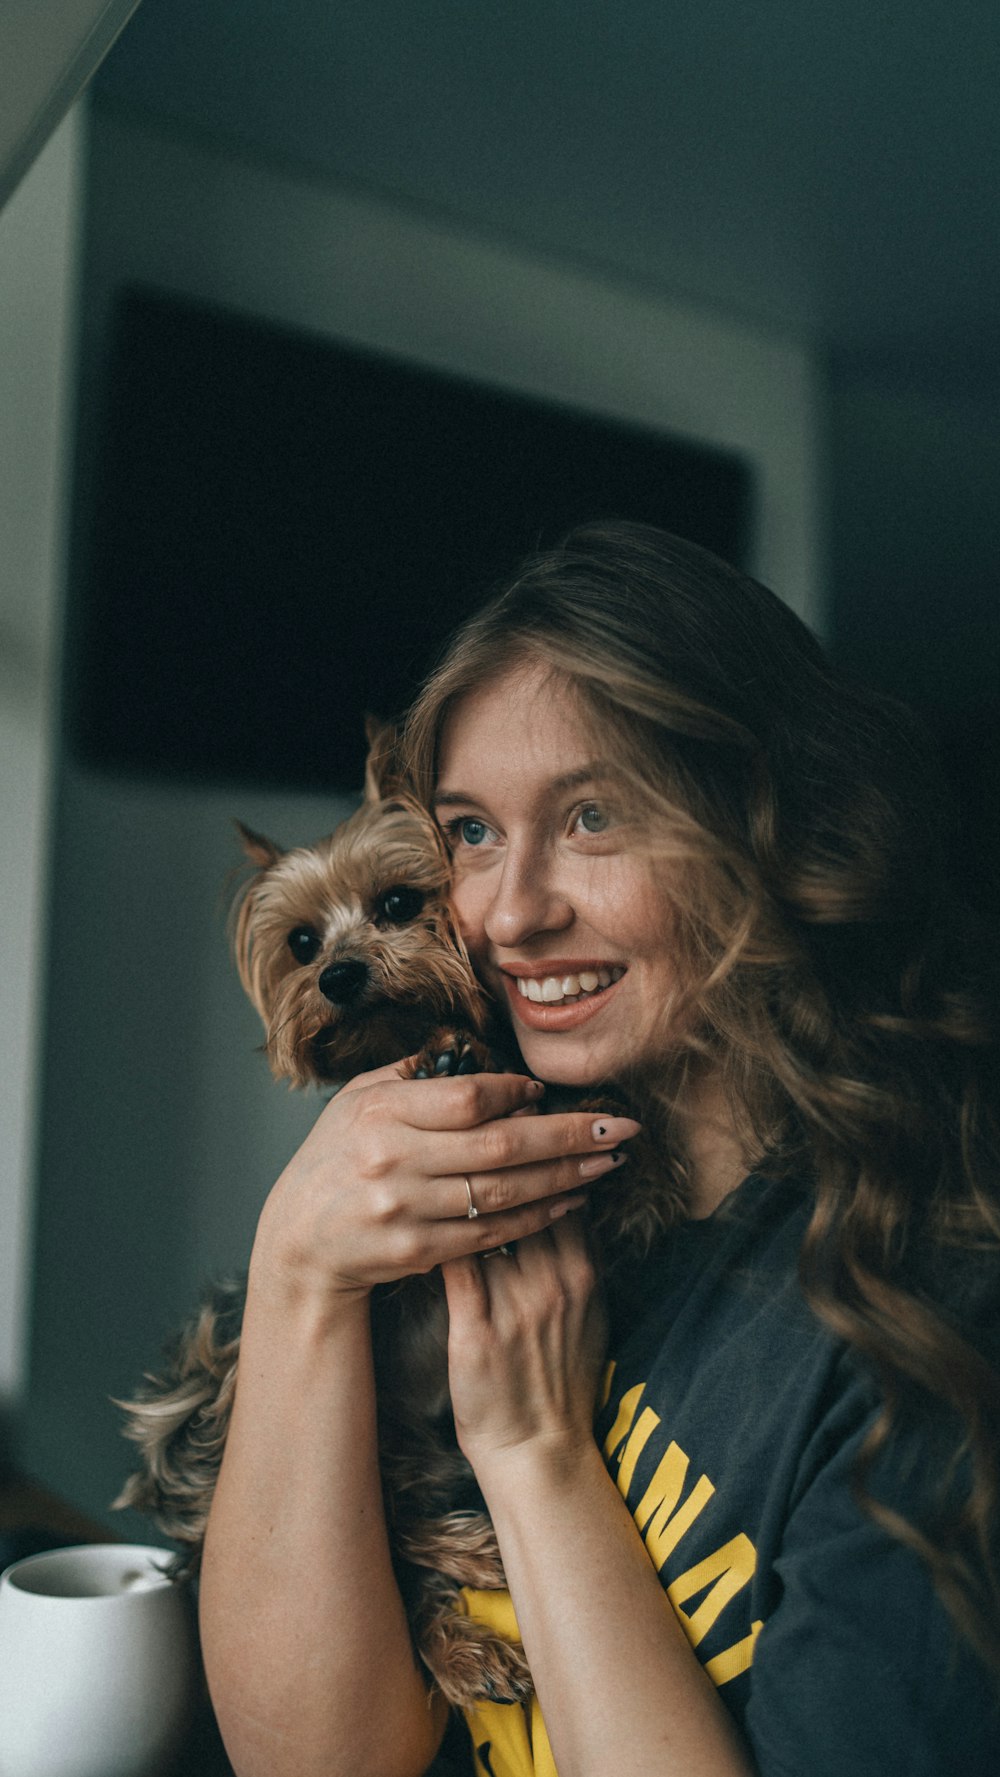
[464,1176,478,1220]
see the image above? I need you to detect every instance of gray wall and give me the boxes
[24,768,336,1531]
[0,110,83,1428]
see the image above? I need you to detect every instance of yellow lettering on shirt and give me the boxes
[601,1380,646,1462]
[703,1619,764,1687]
[668,1533,758,1647]
[617,1406,662,1494]
[634,1440,716,1569]
[602,1382,666,1499]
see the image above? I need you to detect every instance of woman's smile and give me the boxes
[499,962,627,1031]
[434,664,680,1087]
[509,962,626,1004]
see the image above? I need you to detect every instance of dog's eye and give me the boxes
[377,886,425,925]
[287,924,321,964]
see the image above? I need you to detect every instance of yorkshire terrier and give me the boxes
[115,723,682,1710]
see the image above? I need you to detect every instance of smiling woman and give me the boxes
[196,521,1000,1777]
[396,519,1000,1776]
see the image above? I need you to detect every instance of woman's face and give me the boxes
[434,663,683,1088]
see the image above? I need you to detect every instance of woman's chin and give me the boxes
[538,1069,603,1091]
[517,1043,611,1093]
[498,1012,629,1092]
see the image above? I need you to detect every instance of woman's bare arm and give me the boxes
[481,1439,755,1777]
[444,1221,756,1777]
[198,1246,447,1777]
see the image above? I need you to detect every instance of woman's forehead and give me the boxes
[438,675,618,813]
[436,664,598,791]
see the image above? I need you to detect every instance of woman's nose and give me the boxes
[482,850,572,948]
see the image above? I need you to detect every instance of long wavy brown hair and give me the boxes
[404,519,1000,1674]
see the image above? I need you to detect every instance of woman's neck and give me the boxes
[679,1075,751,1220]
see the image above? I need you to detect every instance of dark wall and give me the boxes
[828,371,1000,926]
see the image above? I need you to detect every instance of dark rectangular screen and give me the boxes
[69,288,753,791]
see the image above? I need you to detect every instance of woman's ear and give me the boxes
[363,714,409,802]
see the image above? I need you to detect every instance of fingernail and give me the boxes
[579,1150,627,1179]
[591,1116,641,1143]
[550,1194,586,1219]
[525,1078,545,1095]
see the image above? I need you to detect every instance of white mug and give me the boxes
[0,1543,198,1777]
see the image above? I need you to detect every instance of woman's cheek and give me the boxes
[451,874,489,955]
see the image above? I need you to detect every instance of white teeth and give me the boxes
[515,968,625,1005]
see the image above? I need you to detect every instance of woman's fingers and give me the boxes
[442,1227,562,1327]
[429,1147,627,1227]
[446,1187,596,1259]
[346,1067,640,1215]
[343,1066,640,1186]
[418,1113,637,1220]
[474,1216,593,1298]
[440,1250,489,1313]
[381,1070,546,1129]
[438,1104,639,1176]
[284,1062,640,1290]
[333,1054,429,1096]
[418,1191,584,1269]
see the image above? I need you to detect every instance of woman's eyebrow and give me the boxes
[433,790,479,809]
[433,765,610,809]
[550,764,611,793]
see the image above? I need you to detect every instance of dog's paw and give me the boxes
[407,1029,491,1080]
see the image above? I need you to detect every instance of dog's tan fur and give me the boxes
[115,724,684,1708]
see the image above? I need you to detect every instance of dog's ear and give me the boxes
[235,820,283,870]
[363,715,408,803]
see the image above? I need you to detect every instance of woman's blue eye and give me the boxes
[577,804,609,833]
[458,818,488,846]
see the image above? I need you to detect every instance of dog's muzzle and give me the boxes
[318,958,369,1005]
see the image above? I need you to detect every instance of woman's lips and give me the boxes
[498,966,626,1031]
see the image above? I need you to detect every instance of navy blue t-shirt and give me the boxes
[592,1171,1000,1776]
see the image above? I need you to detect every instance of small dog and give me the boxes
[116,724,682,1709]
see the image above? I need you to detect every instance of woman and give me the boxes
[199,522,1000,1777]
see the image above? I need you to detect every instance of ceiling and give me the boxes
[93,0,1000,392]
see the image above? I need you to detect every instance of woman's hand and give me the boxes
[442,1215,610,1477]
[253,1062,640,1307]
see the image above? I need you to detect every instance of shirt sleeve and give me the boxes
[742,1418,1000,1777]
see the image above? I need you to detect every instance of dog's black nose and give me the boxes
[318,958,369,1006]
